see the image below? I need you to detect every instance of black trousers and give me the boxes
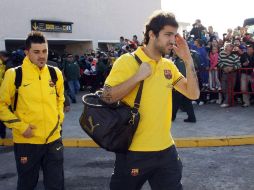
[14,138,64,190]
[0,121,6,139]
[110,145,183,190]
[172,91,196,121]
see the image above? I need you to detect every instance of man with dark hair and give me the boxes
[172,51,197,123]
[0,31,65,189]
[132,34,140,47]
[63,53,80,103]
[119,36,125,48]
[101,10,200,190]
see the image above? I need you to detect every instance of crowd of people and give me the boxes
[1,22,254,110]
[0,23,253,128]
[178,19,254,108]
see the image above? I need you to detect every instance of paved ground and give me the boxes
[65,92,254,139]
[1,92,254,189]
[63,92,254,139]
[1,145,254,190]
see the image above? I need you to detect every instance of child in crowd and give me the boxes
[209,46,221,90]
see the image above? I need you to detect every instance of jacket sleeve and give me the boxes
[0,69,29,134]
[55,68,65,124]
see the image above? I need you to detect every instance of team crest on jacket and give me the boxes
[164,69,172,80]
[131,168,139,176]
[49,80,55,87]
[20,157,28,164]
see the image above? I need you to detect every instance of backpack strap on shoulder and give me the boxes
[45,66,60,143]
[47,65,59,97]
[48,65,58,84]
[13,66,22,112]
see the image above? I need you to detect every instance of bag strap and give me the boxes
[131,53,144,114]
[48,65,58,84]
[13,66,22,112]
[48,65,59,97]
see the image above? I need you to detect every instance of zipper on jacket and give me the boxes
[38,72,47,141]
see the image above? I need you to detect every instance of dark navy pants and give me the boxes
[110,145,183,190]
[14,138,64,190]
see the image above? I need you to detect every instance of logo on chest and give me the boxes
[164,69,172,80]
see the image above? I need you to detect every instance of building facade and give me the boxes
[0,0,161,55]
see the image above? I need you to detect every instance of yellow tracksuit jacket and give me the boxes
[0,57,65,144]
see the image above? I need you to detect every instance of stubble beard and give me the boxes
[36,60,46,69]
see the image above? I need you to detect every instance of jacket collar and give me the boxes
[22,56,47,72]
[134,47,162,64]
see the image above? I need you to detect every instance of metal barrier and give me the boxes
[232,68,254,105]
[198,68,254,106]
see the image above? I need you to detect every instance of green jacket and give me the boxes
[64,61,80,81]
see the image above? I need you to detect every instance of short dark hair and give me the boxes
[25,31,47,50]
[143,10,178,45]
[0,50,11,58]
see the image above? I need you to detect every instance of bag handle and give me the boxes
[131,53,144,114]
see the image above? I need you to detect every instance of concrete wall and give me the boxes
[0,0,161,50]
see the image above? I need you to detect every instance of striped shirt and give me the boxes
[218,51,241,70]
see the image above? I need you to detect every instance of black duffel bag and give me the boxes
[79,54,144,153]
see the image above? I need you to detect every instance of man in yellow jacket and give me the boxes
[0,31,65,190]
